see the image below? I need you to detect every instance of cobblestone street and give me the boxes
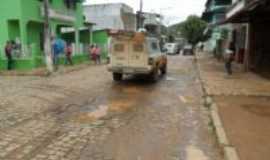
[0,56,222,160]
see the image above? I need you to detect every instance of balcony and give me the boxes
[208,5,230,13]
[40,6,76,23]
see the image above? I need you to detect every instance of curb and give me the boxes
[0,62,105,77]
[195,52,240,160]
[207,96,240,160]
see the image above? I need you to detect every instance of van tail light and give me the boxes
[148,58,154,65]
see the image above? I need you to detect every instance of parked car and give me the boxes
[183,45,194,55]
[107,31,167,82]
[164,43,179,55]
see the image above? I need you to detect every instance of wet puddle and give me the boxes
[108,100,135,112]
[166,76,178,81]
[123,87,141,94]
[82,105,108,120]
[73,99,136,123]
[178,95,194,104]
[186,145,209,160]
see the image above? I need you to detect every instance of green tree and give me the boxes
[168,35,175,43]
[179,15,207,47]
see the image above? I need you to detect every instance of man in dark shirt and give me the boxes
[5,41,13,70]
[224,42,235,75]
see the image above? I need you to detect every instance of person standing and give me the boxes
[65,43,73,65]
[90,44,97,64]
[89,45,95,61]
[52,38,65,70]
[224,42,235,75]
[5,41,13,70]
[96,45,101,64]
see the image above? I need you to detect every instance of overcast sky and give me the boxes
[84,0,206,25]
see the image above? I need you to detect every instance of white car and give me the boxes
[164,43,179,55]
[183,45,194,55]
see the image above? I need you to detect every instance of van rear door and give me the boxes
[128,42,147,67]
[111,39,129,67]
[111,39,147,68]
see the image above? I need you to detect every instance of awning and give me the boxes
[223,0,268,24]
[84,21,96,26]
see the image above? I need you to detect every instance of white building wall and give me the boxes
[84,3,136,31]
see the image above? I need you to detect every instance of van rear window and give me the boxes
[151,42,159,51]
[133,44,144,52]
[114,44,125,52]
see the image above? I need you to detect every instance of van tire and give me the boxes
[113,73,123,81]
[150,69,159,82]
[161,65,167,75]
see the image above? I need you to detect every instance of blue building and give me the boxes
[202,0,232,55]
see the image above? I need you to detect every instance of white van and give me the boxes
[165,43,179,55]
[107,31,167,81]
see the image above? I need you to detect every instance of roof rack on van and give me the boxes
[108,29,136,37]
[108,29,147,43]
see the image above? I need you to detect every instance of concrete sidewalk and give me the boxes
[0,58,110,77]
[197,52,270,160]
[0,62,94,77]
[197,52,270,96]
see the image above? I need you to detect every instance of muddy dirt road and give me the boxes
[0,56,222,160]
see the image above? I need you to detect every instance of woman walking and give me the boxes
[65,43,73,65]
[90,44,100,64]
[5,41,13,70]
[95,45,101,64]
[89,45,95,62]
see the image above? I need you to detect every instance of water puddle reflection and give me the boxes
[186,145,209,160]
[73,99,135,123]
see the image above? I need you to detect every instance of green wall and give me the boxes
[0,0,87,71]
[93,30,109,59]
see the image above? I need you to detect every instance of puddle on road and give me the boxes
[108,100,135,112]
[178,95,194,104]
[186,145,209,160]
[123,87,141,94]
[86,105,108,119]
[73,99,135,123]
[179,96,188,103]
[166,76,178,81]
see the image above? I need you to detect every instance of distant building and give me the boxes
[202,0,232,55]
[202,0,232,24]
[84,3,136,31]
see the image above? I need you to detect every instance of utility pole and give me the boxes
[138,0,143,29]
[44,0,54,72]
[140,0,143,13]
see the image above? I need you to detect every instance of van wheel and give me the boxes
[150,69,159,82]
[113,73,123,81]
[161,65,167,75]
